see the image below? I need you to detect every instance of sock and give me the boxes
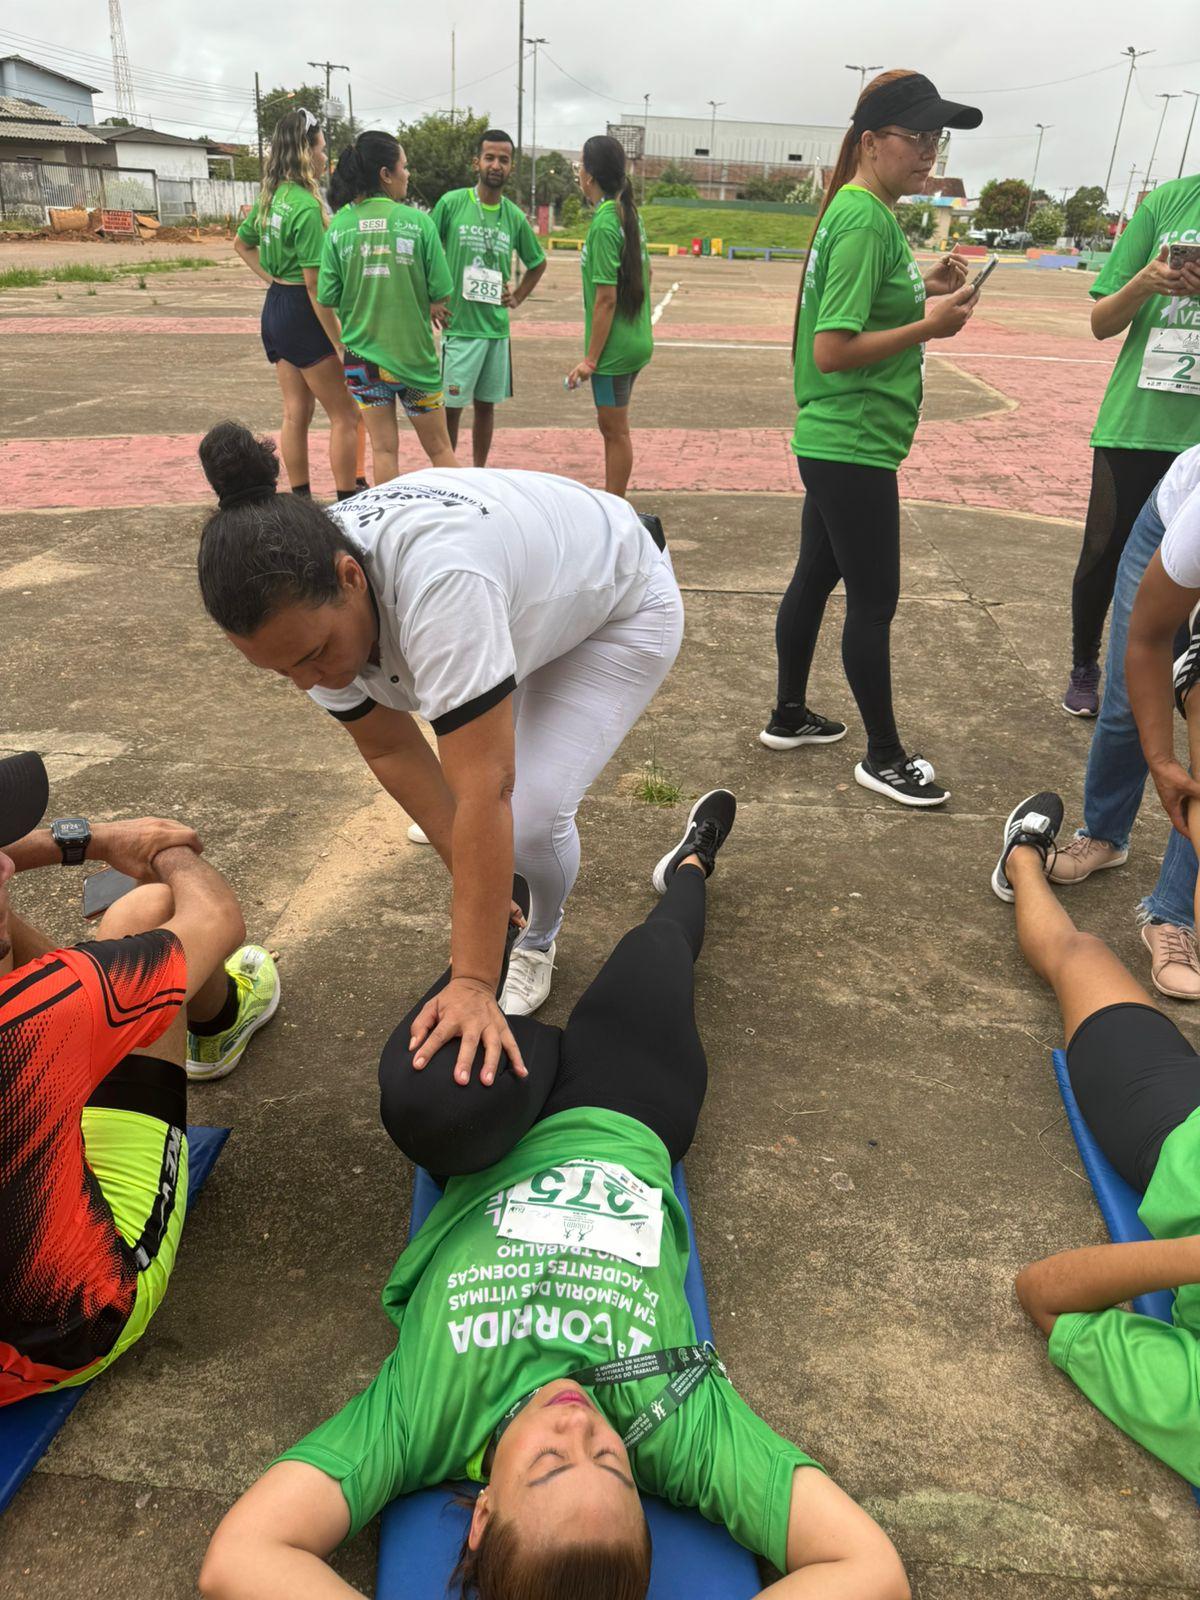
[292,483,312,498]
[776,701,809,728]
[189,974,239,1036]
[356,475,370,489]
[336,487,359,500]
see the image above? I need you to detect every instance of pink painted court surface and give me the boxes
[4,243,1198,1599]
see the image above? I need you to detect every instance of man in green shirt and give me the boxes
[431,129,547,467]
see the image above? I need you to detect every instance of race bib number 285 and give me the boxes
[494,1160,664,1267]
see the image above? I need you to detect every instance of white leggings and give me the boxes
[511,556,685,949]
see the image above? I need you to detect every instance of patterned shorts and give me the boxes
[343,351,444,415]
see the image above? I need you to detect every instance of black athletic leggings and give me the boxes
[379,867,709,1175]
[1067,1002,1200,1193]
[774,456,903,765]
[1071,446,1177,668]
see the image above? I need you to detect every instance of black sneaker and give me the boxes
[759,709,848,750]
[991,792,1064,903]
[652,789,737,894]
[1174,602,1200,717]
[854,753,948,808]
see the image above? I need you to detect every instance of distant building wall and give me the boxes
[113,139,210,181]
[191,176,259,217]
[0,60,94,123]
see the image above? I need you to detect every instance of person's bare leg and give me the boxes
[1185,691,1200,934]
[596,404,633,497]
[274,361,315,489]
[409,407,460,469]
[355,415,369,485]
[471,400,496,468]
[362,403,400,485]
[445,406,464,453]
[1008,846,1154,1040]
[302,353,359,493]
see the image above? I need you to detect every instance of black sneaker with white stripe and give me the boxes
[991,791,1064,903]
[1173,601,1200,717]
[759,708,848,750]
[652,789,737,894]
[854,753,948,808]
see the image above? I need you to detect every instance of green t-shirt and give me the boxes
[278,1109,817,1569]
[791,184,927,471]
[1048,1105,1200,1484]
[236,181,327,283]
[1089,176,1200,452]
[581,199,654,376]
[316,198,453,391]
[430,187,545,341]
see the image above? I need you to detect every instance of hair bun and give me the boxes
[198,421,281,502]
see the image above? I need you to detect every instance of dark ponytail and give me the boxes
[329,130,403,212]
[196,421,358,637]
[582,133,645,319]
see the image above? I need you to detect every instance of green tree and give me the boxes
[395,110,490,207]
[560,192,584,232]
[737,173,795,202]
[785,175,820,207]
[655,161,695,186]
[258,83,323,142]
[647,179,699,201]
[1029,204,1065,246]
[895,202,936,245]
[513,149,575,210]
[974,177,1032,231]
[1064,184,1108,239]
[100,115,132,127]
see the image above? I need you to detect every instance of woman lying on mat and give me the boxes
[200,794,908,1600]
[992,782,1200,1487]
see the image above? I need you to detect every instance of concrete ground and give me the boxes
[1,242,1197,1598]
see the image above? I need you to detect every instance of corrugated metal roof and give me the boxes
[0,93,70,123]
[0,120,106,145]
[89,124,207,148]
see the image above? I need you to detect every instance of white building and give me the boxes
[87,125,211,182]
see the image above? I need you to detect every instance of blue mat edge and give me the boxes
[380,1160,759,1596]
[0,1124,229,1517]
[1053,1050,1200,1509]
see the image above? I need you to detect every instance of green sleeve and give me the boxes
[290,195,328,271]
[1049,1309,1200,1484]
[1092,199,1158,300]
[422,216,454,302]
[515,208,546,269]
[274,1347,410,1539]
[316,225,342,309]
[634,1375,821,1571]
[589,213,623,286]
[236,205,261,248]
[813,224,890,334]
[431,194,450,245]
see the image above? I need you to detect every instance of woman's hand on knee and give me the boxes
[409,976,527,1085]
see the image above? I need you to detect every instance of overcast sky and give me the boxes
[5,4,1199,203]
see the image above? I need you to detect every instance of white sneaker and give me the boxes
[499,942,555,1015]
[407,822,430,845]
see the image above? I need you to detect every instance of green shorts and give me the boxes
[441,334,512,408]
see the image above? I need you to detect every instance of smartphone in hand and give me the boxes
[83,869,139,921]
[1168,243,1200,274]
[968,255,999,297]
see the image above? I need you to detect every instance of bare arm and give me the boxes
[1016,1236,1200,1337]
[343,705,457,868]
[234,233,273,287]
[304,264,344,349]
[200,1461,354,1600]
[754,1469,909,1599]
[813,283,977,374]
[586,282,618,366]
[154,845,246,1003]
[5,817,202,877]
[1125,550,1200,833]
[1091,248,1200,340]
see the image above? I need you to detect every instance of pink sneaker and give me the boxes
[1141,921,1200,1001]
[1047,832,1128,885]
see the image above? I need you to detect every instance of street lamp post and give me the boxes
[1181,90,1200,179]
[845,63,882,98]
[1146,92,1180,186]
[524,35,547,219]
[707,100,724,200]
[642,92,650,203]
[1021,123,1051,233]
[1104,46,1153,202]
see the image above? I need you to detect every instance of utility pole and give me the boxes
[1181,90,1200,179]
[706,101,724,201]
[255,70,264,175]
[1021,123,1051,232]
[845,63,882,98]
[515,0,525,205]
[347,82,355,141]
[450,30,456,119]
[642,92,650,204]
[525,35,547,219]
[1104,46,1153,202]
[308,58,348,119]
[1118,162,1141,230]
[1146,92,1180,185]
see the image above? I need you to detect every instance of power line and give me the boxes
[542,51,628,107]
[947,61,1121,95]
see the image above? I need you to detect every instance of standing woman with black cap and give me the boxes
[760,71,982,808]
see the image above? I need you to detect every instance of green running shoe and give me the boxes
[186,944,280,1082]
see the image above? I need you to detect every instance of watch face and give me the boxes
[54,818,90,840]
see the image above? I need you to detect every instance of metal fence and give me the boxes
[157,177,194,224]
[0,160,158,221]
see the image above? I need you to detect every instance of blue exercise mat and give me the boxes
[0,1124,229,1516]
[377,1163,761,1599]
[1053,1050,1200,1508]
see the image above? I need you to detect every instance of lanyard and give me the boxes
[492,1341,727,1455]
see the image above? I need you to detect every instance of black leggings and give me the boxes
[1071,446,1177,668]
[774,456,903,765]
[1067,1002,1200,1193]
[380,867,709,1175]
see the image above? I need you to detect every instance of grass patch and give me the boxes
[135,275,147,289]
[0,267,41,289]
[0,257,217,291]
[641,203,815,252]
[46,263,116,283]
[117,257,217,276]
[632,755,683,808]
[86,286,97,296]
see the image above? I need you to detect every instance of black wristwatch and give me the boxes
[51,816,91,866]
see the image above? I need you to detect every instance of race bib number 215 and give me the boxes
[494,1160,664,1267]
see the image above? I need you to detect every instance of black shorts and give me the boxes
[1066,1002,1200,1192]
[260,282,335,369]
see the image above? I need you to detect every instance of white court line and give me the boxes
[651,281,681,325]
[655,339,1113,366]
[657,339,789,351]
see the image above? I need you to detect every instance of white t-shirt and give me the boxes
[309,468,665,733]
[1157,443,1200,589]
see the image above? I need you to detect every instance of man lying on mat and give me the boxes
[201,791,909,1600]
[993,786,1200,1487]
[0,752,278,1405]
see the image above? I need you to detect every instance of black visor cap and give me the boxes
[853,73,982,135]
[0,751,49,851]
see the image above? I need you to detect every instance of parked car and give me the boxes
[966,227,1001,246]
[997,229,1033,250]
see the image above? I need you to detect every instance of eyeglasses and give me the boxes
[880,128,949,157]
